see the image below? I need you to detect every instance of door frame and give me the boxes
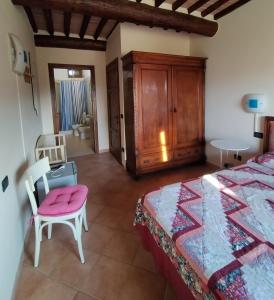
[48,63,99,154]
[106,58,122,164]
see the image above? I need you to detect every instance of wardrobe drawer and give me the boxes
[140,152,171,168]
[174,147,202,160]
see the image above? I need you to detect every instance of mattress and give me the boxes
[134,156,274,299]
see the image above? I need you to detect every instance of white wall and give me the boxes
[106,24,122,64]
[53,68,69,80]
[190,0,274,165]
[120,22,190,56]
[36,47,109,151]
[0,1,42,299]
[54,69,91,80]
[82,69,91,79]
[106,23,190,165]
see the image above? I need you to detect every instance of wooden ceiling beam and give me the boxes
[106,21,119,39]
[172,0,187,11]
[12,0,218,37]
[94,18,108,40]
[23,6,38,33]
[79,15,91,39]
[188,0,209,14]
[201,0,227,17]
[43,9,54,35]
[214,0,251,20]
[34,35,106,51]
[155,0,165,8]
[64,12,71,37]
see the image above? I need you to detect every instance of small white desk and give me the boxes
[210,139,249,168]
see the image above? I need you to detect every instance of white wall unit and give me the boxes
[190,0,274,166]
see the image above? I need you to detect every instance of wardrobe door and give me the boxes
[136,64,173,160]
[172,66,204,149]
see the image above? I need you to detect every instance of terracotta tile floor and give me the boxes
[15,153,217,300]
[66,134,94,158]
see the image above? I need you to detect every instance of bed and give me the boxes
[134,116,274,300]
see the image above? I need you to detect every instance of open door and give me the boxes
[106,58,122,164]
[48,63,99,154]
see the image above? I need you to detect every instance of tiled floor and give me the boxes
[15,153,217,300]
[66,134,94,158]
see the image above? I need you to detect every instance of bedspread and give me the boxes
[134,161,274,300]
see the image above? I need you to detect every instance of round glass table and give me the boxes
[210,139,249,168]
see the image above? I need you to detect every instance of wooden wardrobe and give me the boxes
[122,51,206,176]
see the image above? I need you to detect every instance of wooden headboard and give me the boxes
[263,116,274,153]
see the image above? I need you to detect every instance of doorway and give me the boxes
[106,58,122,164]
[48,63,99,158]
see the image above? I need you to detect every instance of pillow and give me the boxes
[253,151,274,169]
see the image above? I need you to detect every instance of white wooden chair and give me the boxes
[25,157,88,267]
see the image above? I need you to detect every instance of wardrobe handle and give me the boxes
[174,107,177,113]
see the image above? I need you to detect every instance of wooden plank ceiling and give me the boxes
[165,0,250,18]
[31,8,119,40]
[12,0,251,51]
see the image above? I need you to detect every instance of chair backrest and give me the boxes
[25,157,51,215]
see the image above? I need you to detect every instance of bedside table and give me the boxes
[210,139,249,168]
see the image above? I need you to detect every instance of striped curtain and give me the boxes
[59,80,88,131]
[71,80,88,124]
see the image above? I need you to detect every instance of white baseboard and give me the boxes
[98,148,109,153]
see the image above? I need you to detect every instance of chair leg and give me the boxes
[48,223,52,240]
[83,205,88,232]
[75,216,85,264]
[34,219,41,267]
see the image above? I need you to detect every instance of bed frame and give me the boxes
[263,116,274,153]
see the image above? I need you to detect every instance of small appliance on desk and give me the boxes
[36,161,77,204]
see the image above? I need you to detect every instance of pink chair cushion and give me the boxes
[38,185,88,216]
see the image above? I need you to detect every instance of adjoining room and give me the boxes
[49,65,98,158]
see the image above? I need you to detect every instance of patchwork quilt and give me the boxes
[134,158,274,300]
